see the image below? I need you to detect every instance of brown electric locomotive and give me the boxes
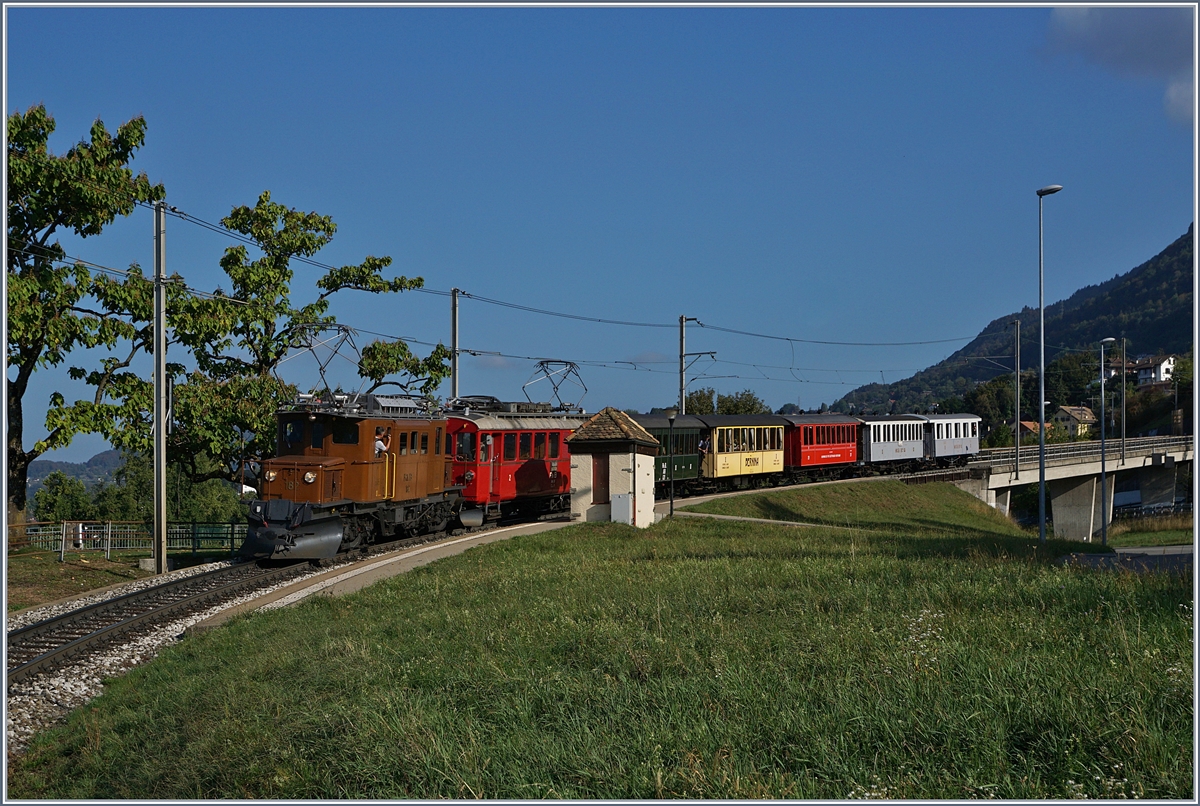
[241,393,461,560]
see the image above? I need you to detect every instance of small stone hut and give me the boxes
[566,407,659,528]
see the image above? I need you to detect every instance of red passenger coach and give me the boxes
[781,414,860,470]
[445,398,588,525]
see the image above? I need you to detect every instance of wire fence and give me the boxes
[8,520,248,560]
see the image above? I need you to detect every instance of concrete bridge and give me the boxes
[926,436,1192,542]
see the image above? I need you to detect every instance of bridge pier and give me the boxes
[1139,463,1177,507]
[1048,474,1115,542]
[994,488,1011,517]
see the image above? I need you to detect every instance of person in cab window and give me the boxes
[374,427,391,457]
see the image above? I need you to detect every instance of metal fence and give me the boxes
[8,520,248,560]
[1113,502,1193,521]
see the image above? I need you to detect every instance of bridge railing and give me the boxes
[972,435,1192,468]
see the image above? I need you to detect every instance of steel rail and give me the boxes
[6,562,307,687]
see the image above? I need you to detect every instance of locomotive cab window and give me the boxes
[534,433,546,459]
[549,432,560,459]
[332,419,359,445]
[420,433,429,454]
[519,433,532,460]
[504,433,516,461]
[310,420,325,449]
[280,419,305,453]
[398,432,408,455]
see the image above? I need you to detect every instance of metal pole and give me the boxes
[59,521,66,562]
[105,521,111,561]
[154,201,168,574]
[451,287,459,400]
[1038,195,1047,545]
[669,416,676,517]
[1100,339,1111,545]
[679,315,686,415]
[1013,319,1020,478]
[1035,184,1061,546]
[1121,336,1126,463]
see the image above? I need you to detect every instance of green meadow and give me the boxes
[9,484,1192,799]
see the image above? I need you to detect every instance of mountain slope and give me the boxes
[833,224,1194,413]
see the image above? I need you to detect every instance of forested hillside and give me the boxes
[834,224,1193,413]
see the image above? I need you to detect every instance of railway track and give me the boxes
[5,514,555,690]
[6,560,311,688]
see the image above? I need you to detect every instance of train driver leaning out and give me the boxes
[374,427,391,457]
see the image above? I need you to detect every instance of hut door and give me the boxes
[592,454,610,504]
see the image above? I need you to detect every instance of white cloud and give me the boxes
[1048,6,1194,126]
[1166,75,1195,125]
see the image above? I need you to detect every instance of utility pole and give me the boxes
[1012,319,1020,478]
[450,288,459,400]
[153,201,168,574]
[679,315,686,414]
[1121,336,1126,463]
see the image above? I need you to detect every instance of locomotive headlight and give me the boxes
[265,470,277,482]
[464,470,475,482]
[303,471,317,484]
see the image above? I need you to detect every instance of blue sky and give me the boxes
[6,5,1195,462]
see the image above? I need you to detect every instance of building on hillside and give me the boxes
[1132,355,1176,392]
[565,407,659,528]
[1052,406,1097,438]
[1018,420,1045,439]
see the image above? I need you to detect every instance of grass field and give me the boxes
[9,480,1192,799]
[6,549,232,613]
[1107,515,1194,549]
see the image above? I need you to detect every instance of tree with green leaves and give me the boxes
[7,104,165,517]
[31,471,94,522]
[717,389,772,415]
[161,191,451,484]
[685,387,716,415]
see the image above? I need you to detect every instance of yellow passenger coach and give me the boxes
[703,416,785,479]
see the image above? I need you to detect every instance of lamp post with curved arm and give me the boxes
[1037,183,1063,546]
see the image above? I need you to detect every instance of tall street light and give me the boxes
[665,407,678,517]
[1099,337,1116,545]
[1037,183,1063,546]
[1011,319,1020,479]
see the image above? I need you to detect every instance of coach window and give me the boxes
[549,432,560,459]
[397,432,408,455]
[972,422,978,437]
[410,431,419,455]
[954,422,960,439]
[333,419,359,445]
[534,432,547,459]
[310,420,325,450]
[519,433,532,460]
[504,433,516,461]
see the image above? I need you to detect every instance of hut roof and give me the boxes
[566,407,659,447]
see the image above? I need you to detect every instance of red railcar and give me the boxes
[445,399,589,524]
[781,414,860,470]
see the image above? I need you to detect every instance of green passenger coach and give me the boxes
[629,413,704,493]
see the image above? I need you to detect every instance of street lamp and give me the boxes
[1011,319,1020,478]
[1037,183,1063,546]
[665,407,678,517]
[1099,337,1116,545]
